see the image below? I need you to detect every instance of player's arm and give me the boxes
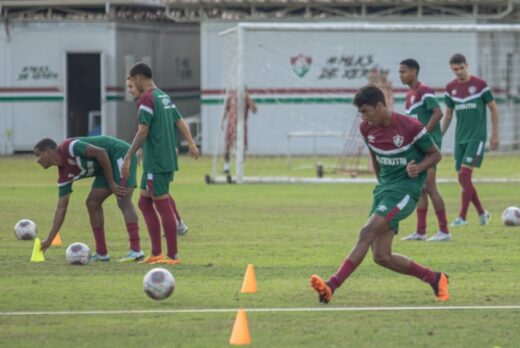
[407,144,441,178]
[122,124,148,178]
[441,107,453,136]
[369,150,380,179]
[426,106,443,133]
[177,119,200,158]
[487,100,499,150]
[85,145,125,197]
[41,194,70,252]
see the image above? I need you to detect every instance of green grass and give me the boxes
[1,154,520,347]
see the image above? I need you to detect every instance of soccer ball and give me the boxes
[502,207,520,226]
[14,219,37,240]
[143,268,175,300]
[65,242,91,265]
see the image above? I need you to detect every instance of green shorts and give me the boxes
[140,172,174,197]
[455,140,485,171]
[370,191,417,233]
[92,153,138,190]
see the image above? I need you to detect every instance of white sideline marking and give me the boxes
[1,305,520,316]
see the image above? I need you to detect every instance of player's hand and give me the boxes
[406,160,420,178]
[188,144,200,159]
[121,158,131,179]
[490,133,499,151]
[40,238,52,252]
[109,181,126,197]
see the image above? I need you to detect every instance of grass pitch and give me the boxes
[1,154,519,347]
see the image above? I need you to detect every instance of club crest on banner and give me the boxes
[290,54,312,78]
[393,135,404,147]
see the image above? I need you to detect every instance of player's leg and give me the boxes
[402,190,427,241]
[452,143,469,226]
[169,194,188,235]
[310,213,390,303]
[150,173,179,264]
[85,187,112,261]
[424,168,451,241]
[223,121,235,174]
[137,173,163,263]
[454,141,487,225]
[112,154,144,262]
[371,230,449,301]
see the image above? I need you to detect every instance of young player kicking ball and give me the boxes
[310,85,449,303]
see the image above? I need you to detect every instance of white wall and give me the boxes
[201,21,481,156]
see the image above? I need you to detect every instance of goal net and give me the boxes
[203,23,520,184]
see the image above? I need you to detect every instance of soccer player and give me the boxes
[442,53,499,226]
[34,136,144,262]
[310,85,449,303]
[122,62,199,265]
[222,88,258,174]
[399,59,451,242]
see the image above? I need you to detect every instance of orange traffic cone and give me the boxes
[240,264,257,294]
[51,233,62,247]
[229,309,251,346]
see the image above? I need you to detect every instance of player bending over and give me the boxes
[34,136,143,262]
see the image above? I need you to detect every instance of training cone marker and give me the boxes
[229,309,251,346]
[51,233,62,247]
[31,238,45,262]
[241,264,257,294]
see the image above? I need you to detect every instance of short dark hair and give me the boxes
[128,62,152,79]
[34,138,57,152]
[449,53,467,65]
[353,84,386,108]
[400,58,420,74]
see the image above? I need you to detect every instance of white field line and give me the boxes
[1,305,520,316]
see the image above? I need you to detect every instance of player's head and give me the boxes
[353,85,388,125]
[449,53,468,81]
[399,59,420,85]
[34,138,58,169]
[127,62,153,98]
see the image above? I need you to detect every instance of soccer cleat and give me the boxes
[401,232,427,241]
[310,275,333,304]
[426,231,452,242]
[450,217,468,227]
[177,220,189,236]
[138,255,163,264]
[152,256,181,265]
[118,250,145,263]
[431,272,449,302]
[479,210,491,225]
[90,253,110,262]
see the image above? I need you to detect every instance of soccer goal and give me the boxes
[204,22,520,184]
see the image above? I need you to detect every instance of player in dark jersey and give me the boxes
[122,62,199,265]
[310,85,449,303]
[442,53,499,227]
[399,59,451,242]
[34,136,143,262]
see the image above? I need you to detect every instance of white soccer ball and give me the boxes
[502,207,520,226]
[65,242,91,265]
[14,219,37,240]
[143,268,175,300]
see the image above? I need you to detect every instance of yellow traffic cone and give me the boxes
[229,309,251,346]
[51,233,62,247]
[241,264,257,294]
[31,238,45,262]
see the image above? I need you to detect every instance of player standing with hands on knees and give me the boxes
[122,62,199,265]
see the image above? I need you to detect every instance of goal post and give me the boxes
[204,22,520,184]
